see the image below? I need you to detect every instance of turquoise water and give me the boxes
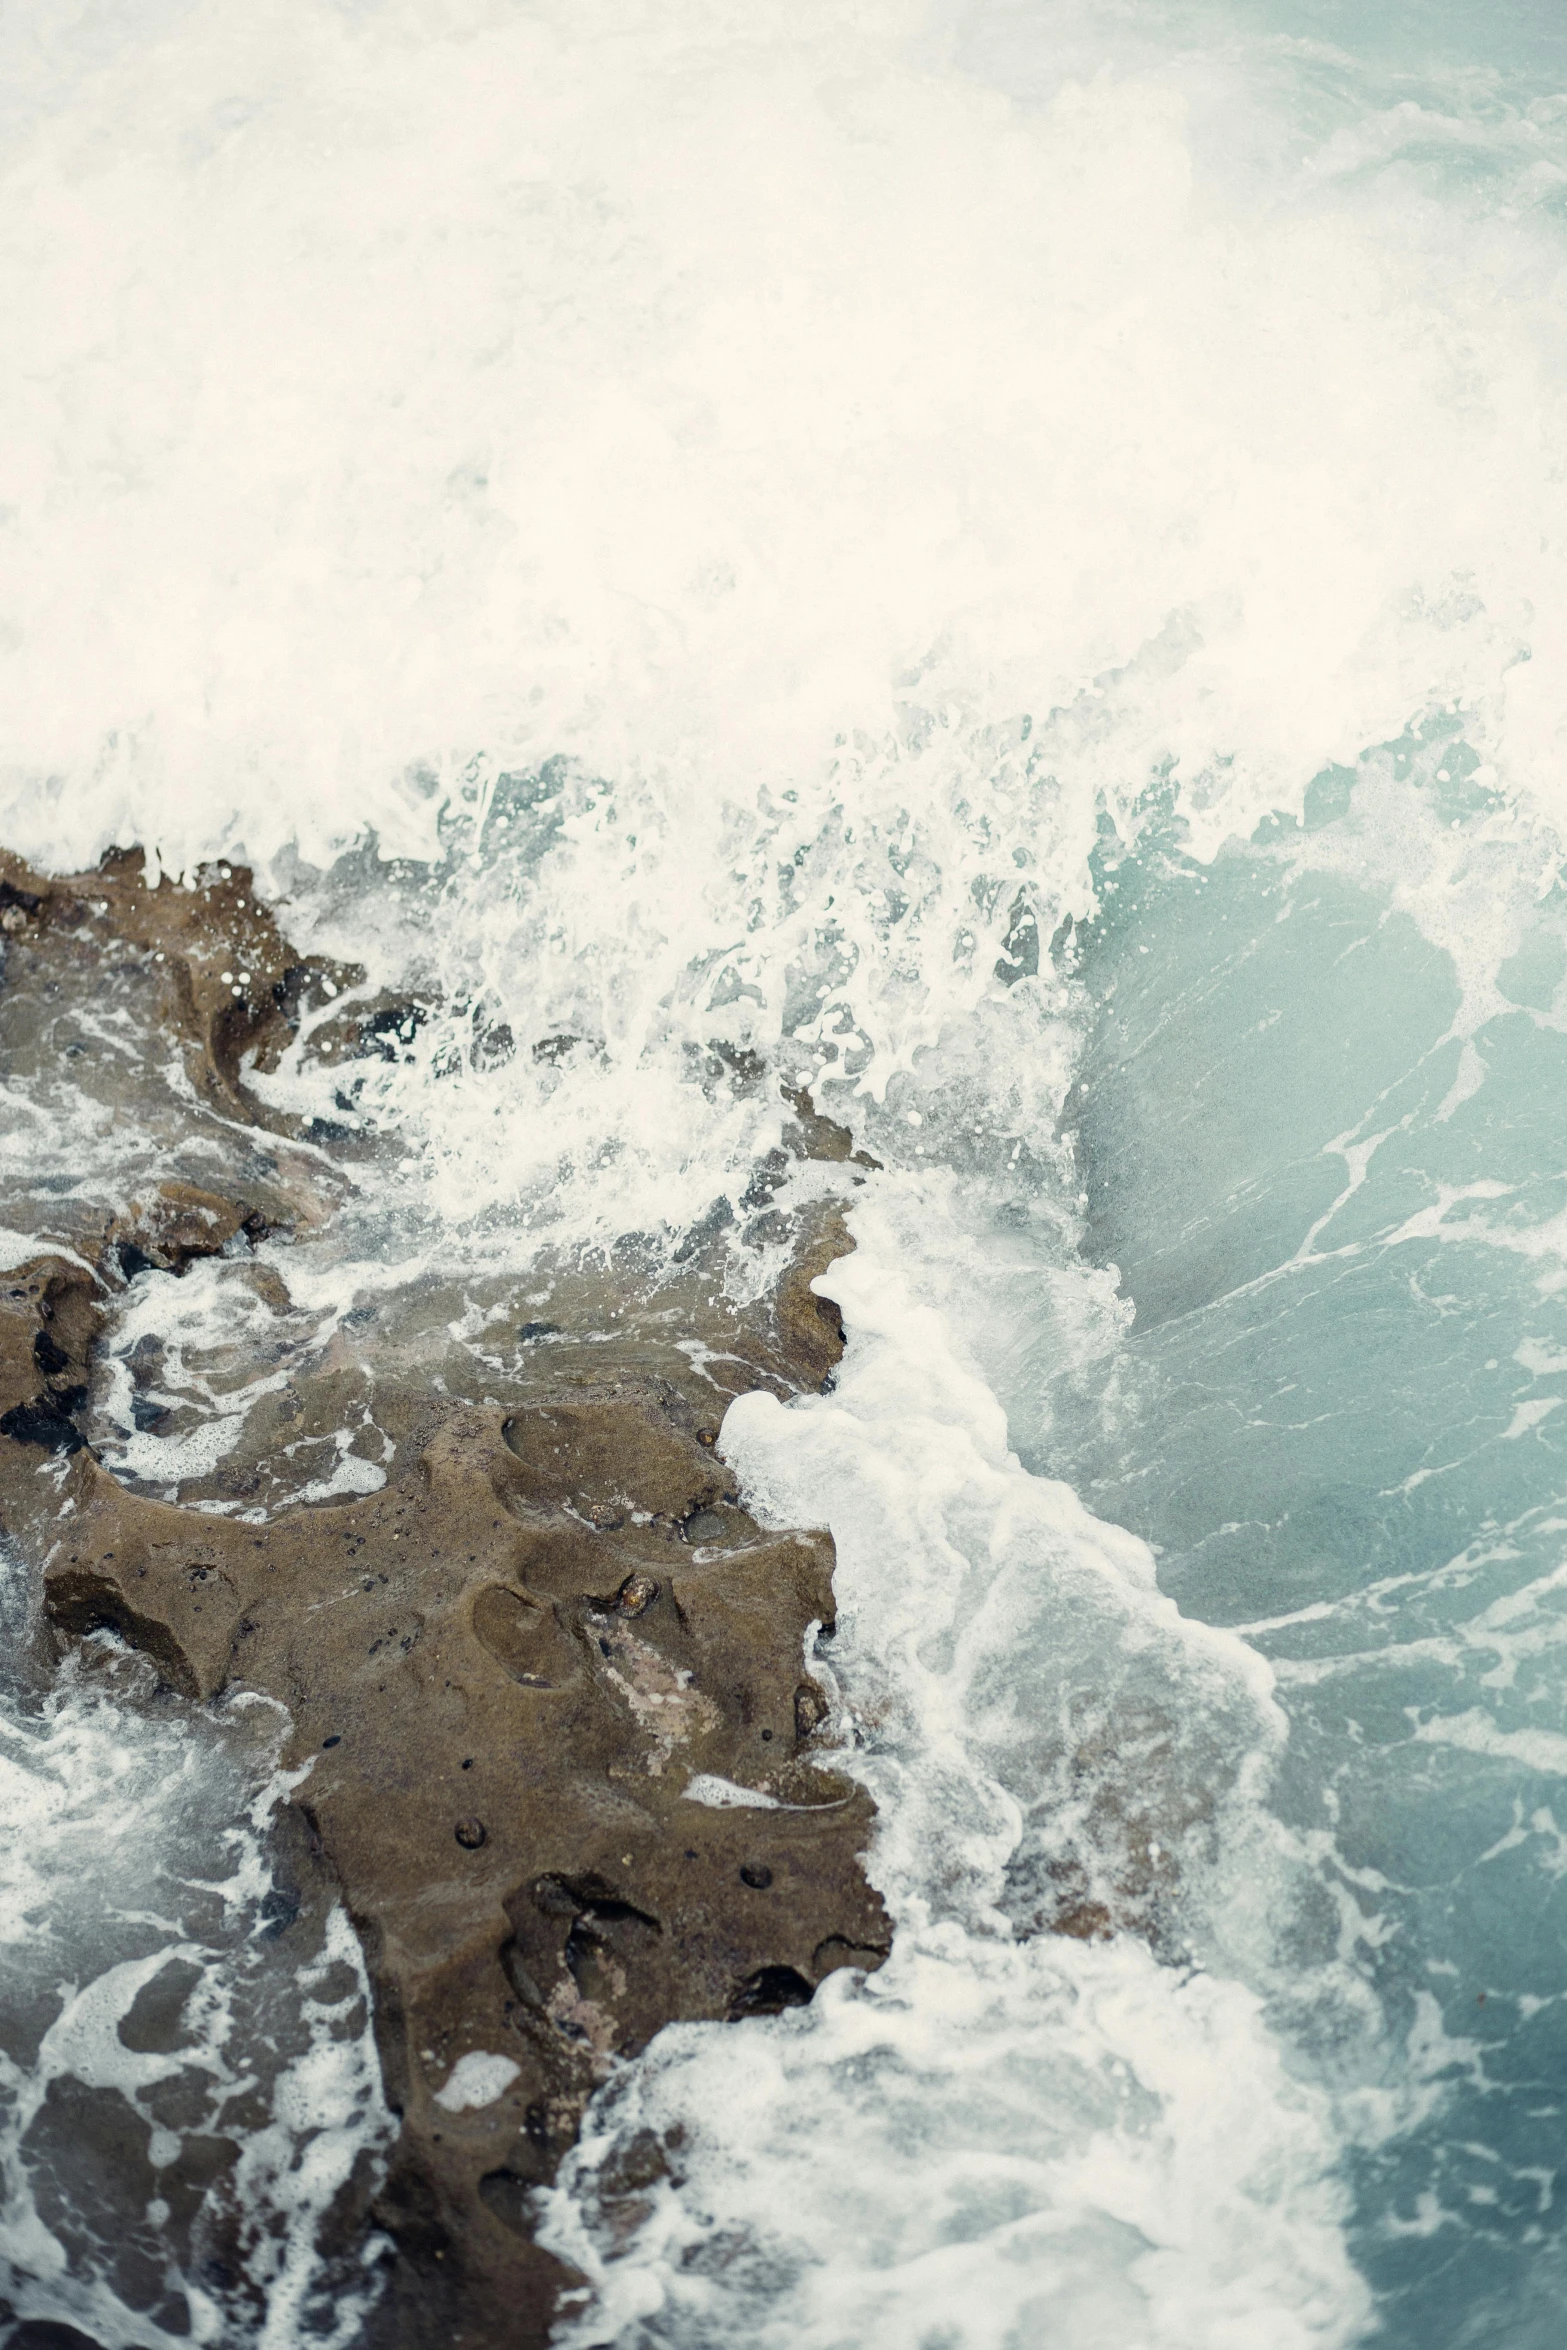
[1052,754,1567,2344]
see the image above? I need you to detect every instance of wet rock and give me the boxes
[780,1083,883,1173]
[8,1298,888,2350]
[106,1183,269,1276]
[3,2321,117,2350]
[795,1680,831,1739]
[615,1571,659,1617]
[0,844,358,1136]
[772,1208,855,1393]
[0,853,890,2348]
[0,1397,85,1454]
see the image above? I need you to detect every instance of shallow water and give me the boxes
[4,0,1567,2342]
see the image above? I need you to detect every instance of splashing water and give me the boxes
[4,0,1567,2342]
[0,1645,393,2347]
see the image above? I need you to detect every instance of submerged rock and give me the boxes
[0,850,888,2348]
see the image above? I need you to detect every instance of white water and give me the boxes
[538,1189,1369,2348]
[0,1646,393,2347]
[4,0,1567,2341]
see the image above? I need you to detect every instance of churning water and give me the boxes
[4,0,1567,2342]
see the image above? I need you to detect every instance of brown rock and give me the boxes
[0,841,360,1133]
[0,850,889,2348]
[106,1182,268,1274]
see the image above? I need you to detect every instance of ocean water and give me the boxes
[3,0,1567,2342]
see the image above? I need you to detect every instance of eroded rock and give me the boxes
[0,850,888,2349]
[0,843,359,1136]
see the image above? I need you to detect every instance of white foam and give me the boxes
[0,1228,96,1276]
[1413,1709,1567,1776]
[549,1930,1368,2350]
[1,3,1564,943]
[680,1774,784,1811]
[537,1186,1366,2346]
[433,2051,522,2113]
[88,1251,395,1515]
[0,1657,393,2346]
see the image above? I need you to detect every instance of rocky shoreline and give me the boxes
[0,851,888,2347]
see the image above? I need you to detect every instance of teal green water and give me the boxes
[1050,759,1567,2344]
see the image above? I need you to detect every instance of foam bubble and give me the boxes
[433,2051,522,2113]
